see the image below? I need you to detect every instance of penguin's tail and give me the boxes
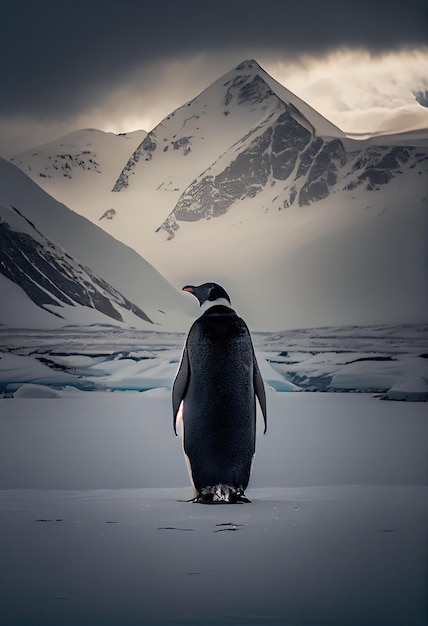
[194,484,251,504]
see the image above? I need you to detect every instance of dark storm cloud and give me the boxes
[2,0,427,120]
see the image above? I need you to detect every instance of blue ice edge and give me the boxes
[0,351,299,395]
[3,377,297,394]
[265,378,299,392]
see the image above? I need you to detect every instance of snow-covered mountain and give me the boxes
[10,129,146,223]
[11,61,344,243]
[0,158,192,329]
[9,60,428,330]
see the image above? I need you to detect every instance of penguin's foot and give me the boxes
[194,485,251,504]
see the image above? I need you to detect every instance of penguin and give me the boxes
[172,282,267,503]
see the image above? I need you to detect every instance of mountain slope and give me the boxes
[0,158,192,328]
[156,109,347,238]
[0,204,155,329]
[152,164,428,330]
[157,120,427,238]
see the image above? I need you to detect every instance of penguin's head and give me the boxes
[182,282,231,309]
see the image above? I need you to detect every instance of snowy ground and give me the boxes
[1,325,427,625]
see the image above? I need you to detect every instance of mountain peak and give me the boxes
[216,59,344,138]
[110,59,345,199]
[234,59,262,72]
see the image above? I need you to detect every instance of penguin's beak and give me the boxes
[182,286,194,293]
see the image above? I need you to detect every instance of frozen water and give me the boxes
[1,323,426,397]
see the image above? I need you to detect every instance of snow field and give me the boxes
[1,391,427,491]
[0,391,427,625]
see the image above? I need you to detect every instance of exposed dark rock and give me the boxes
[237,75,276,106]
[171,136,192,155]
[414,89,428,107]
[345,146,425,191]
[99,208,116,221]
[298,139,347,205]
[271,112,312,180]
[112,134,157,191]
[141,135,157,153]
[173,125,274,222]
[295,137,323,179]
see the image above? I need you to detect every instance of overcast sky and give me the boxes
[2,0,427,156]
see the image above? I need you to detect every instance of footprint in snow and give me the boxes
[214,522,244,532]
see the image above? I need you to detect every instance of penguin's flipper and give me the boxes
[253,354,267,434]
[172,344,190,435]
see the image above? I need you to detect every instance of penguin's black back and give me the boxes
[182,305,257,491]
